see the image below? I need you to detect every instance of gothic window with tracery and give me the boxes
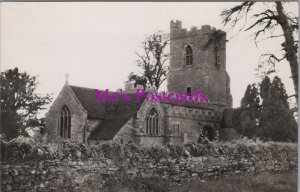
[173,123,180,134]
[60,105,71,138]
[146,107,159,135]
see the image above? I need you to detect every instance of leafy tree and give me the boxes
[221,2,298,102]
[1,110,22,139]
[128,31,169,90]
[236,76,297,142]
[1,68,52,138]
[128,73,147,89]
[257,76,297,142]
[241,84,261,119]
[271,76,289,108]
[238,84,261,138]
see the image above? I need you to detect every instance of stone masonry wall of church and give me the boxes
[120,100,223,146]
[134,101,166,145]
[46,85,87,143]
[167,20,232,107]
[163,104,221,143]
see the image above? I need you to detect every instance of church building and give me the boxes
[45,20,234,145]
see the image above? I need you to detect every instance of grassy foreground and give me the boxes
[171,173,297,192]
[96,172,297,192]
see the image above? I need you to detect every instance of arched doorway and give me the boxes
[202,125,216,141]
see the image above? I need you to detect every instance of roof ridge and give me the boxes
[70,85,129,93]
[69,85,97,90]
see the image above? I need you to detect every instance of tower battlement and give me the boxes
[170,20,182,29]
[170,20,225,39]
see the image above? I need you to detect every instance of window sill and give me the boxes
[185,65,193,69]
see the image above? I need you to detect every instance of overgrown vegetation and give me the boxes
[1,136,297,162]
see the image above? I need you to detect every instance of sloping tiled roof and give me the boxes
[70,86,106,119]
[69,85,145,140]
[89,92,146,140]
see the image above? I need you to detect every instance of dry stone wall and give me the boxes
[1,139,297,191]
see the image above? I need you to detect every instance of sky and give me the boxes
[1,2,298,114]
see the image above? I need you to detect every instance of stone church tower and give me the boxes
[167,20,232,109]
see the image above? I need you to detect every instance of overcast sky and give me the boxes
[1,2,298,113]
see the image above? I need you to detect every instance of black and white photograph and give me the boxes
[0,1,298,191]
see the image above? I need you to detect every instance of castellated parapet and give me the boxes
[170,20,225,39]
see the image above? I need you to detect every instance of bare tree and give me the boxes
[128,31,169,90]
[221,1,298,102]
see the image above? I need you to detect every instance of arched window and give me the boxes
[185,45,193,66]
[60,105,71,139]
[146,107,159,135]
[173,122,180,135]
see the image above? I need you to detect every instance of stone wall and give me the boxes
[1,139,297,191]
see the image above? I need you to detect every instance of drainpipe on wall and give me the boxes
[83,112,88,144]
[182,132,188,144]
[83,124,86,144]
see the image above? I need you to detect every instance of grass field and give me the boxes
[98,172,297,192]
[170,173,297,192]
